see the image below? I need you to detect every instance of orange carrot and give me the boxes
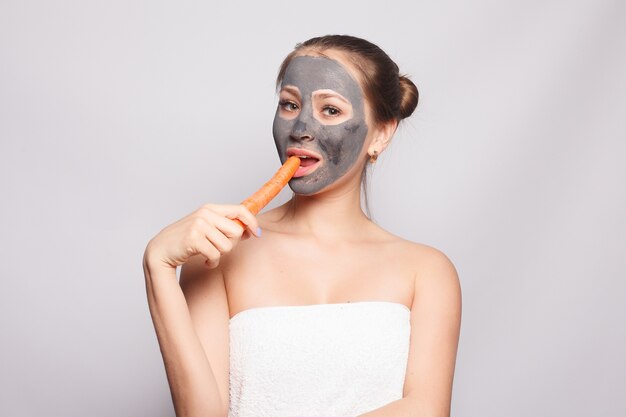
[233,155,301,230]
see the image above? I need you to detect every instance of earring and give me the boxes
[369,150,378,163]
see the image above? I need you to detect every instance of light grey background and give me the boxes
[1,1,624,416]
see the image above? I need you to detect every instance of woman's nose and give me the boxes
[290,119,314,141]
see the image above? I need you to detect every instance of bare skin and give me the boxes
[144,49,462,417]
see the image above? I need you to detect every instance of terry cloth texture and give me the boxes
[228,301,411,417]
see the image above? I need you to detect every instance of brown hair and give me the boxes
[277,35,419,219]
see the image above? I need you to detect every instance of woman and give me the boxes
[143,35,462,417]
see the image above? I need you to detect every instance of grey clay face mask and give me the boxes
[272,55,369,195]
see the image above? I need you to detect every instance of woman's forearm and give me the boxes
[143,257,226,417]
[356,396,448,417]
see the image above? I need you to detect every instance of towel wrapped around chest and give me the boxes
[228,301,411,417]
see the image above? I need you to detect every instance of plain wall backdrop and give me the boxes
[1,1,624,416]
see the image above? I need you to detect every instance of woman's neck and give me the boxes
[274,184,372,242]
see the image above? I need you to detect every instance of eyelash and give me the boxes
[322,105,341,117]
[279,100,299,112]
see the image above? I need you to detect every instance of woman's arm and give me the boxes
[357,246,462,417]
[142,203,258,417]
[143,252,230,417]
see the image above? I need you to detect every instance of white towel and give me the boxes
[228,301,410,417]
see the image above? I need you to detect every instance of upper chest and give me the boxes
[222,231,416,317]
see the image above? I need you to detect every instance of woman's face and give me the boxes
[272,54,370,195]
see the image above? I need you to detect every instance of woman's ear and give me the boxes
[368,119,398,156]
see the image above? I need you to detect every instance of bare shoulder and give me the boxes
[400,240,462,315]
[370,224,458,271]
[379,231,461,302]
[404,240,459,281]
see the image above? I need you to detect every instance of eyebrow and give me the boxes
[313,91,350,104]
[281,85,301,96]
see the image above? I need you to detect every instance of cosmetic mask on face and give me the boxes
[272,55,369,195]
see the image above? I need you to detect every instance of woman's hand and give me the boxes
[144,203,260,271]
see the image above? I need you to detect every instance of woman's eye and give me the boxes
[279,100,299,112]
[322,106,341,117]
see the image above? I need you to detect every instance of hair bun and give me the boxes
[398,75,418,119]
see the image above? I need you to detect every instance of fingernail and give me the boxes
[256,227,262,237]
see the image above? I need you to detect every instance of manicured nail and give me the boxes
[256,227,262,237]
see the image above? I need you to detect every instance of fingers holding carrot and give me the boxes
[144,203,257,270]
[143,156,300,270]
[203,204,261,239]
